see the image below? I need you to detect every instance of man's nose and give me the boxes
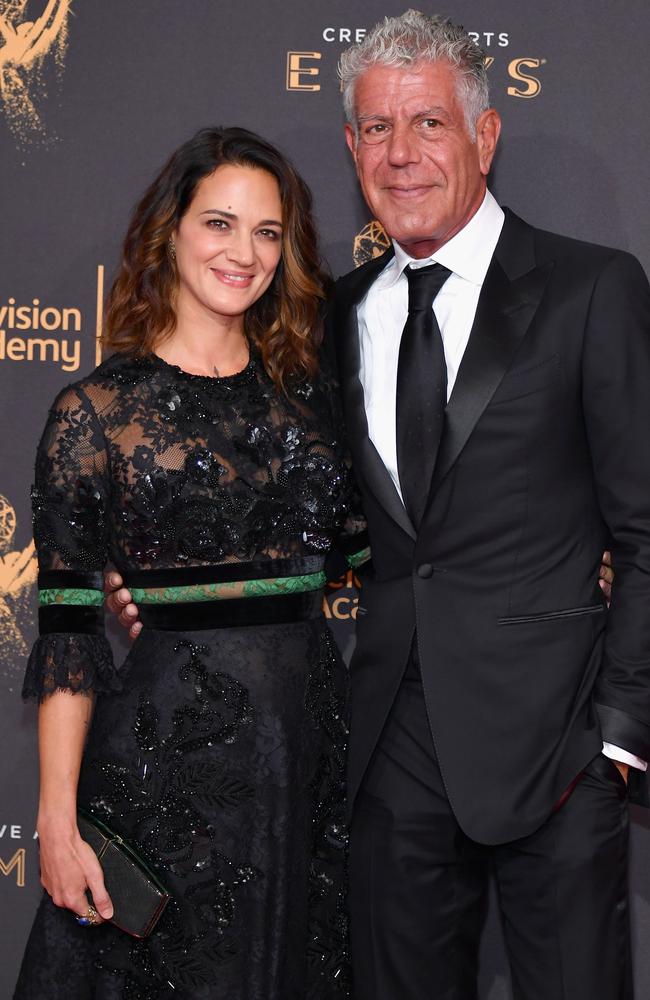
[385,123,420,166]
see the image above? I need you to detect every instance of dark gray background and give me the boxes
[1,2,649,995]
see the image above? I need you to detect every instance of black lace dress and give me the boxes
[14,351,368,1000]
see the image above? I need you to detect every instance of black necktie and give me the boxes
[396,262,451,527]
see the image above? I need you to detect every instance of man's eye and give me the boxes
[366,123,387,134]
[421,118,440,129]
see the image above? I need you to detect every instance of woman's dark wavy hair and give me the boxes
[103,127,331,388]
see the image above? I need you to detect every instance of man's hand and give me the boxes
[613,761,629,785]
[104,572,141,639]
[599,550,613,604]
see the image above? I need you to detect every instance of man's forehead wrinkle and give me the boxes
[355,68,461,122]
[357,105,448,122]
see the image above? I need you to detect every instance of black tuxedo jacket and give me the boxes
[329,208,650,844]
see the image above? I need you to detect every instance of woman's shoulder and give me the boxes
[47,353,158,416]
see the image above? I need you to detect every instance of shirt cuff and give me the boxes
[602,742,648,772]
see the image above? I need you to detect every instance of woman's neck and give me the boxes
[157,307,249,378]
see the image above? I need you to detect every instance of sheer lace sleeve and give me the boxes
[22,384,121,702]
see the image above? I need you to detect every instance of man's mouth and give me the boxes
[385,185,432,200]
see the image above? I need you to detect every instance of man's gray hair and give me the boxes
[338,10,489,140]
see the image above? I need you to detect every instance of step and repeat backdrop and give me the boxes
[1,1,649,996]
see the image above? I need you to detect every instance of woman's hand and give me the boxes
[37,691,112,924]
[37,813,113,923]
[599,550,614,604]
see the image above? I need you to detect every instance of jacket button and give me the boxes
[416,563,433,579]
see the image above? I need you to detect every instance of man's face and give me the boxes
[345,60,501,258]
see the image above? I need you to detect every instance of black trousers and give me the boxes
[349,658,632,1000]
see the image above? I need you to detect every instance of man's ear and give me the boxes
[476,108,501,177]
[344,123,359,167]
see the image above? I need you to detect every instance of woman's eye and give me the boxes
[207,218,228,230]
[258,229,280,241]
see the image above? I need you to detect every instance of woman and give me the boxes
[14,127,367,1000]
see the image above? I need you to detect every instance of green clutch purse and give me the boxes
[77,807,170,938]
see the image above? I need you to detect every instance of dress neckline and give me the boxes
[149,351,257,386]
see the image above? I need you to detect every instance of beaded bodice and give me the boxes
[23,349,367,702]
[32,351,361,577]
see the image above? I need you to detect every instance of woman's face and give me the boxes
[173,163,283,326]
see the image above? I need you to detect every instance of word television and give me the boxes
[0,298,82,372]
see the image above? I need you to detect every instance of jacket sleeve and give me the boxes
[581,250,650,759]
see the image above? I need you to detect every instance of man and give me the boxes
[107,11,647,998]
[329,10,650,999]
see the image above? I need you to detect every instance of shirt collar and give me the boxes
[383,189,505,289]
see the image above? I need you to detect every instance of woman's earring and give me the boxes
[168,239,176,261]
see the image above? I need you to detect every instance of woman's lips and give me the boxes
[210,269,255,287]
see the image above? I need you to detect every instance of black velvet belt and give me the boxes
[137,590,324,630]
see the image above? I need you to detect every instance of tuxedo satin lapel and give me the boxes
[429,254,555,495]
[357,433,416,540]
[335,248,416,540]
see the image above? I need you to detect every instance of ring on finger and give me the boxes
[76,904,99,926]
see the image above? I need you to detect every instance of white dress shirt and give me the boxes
[355,189,645,774]
[357,189,503,499]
